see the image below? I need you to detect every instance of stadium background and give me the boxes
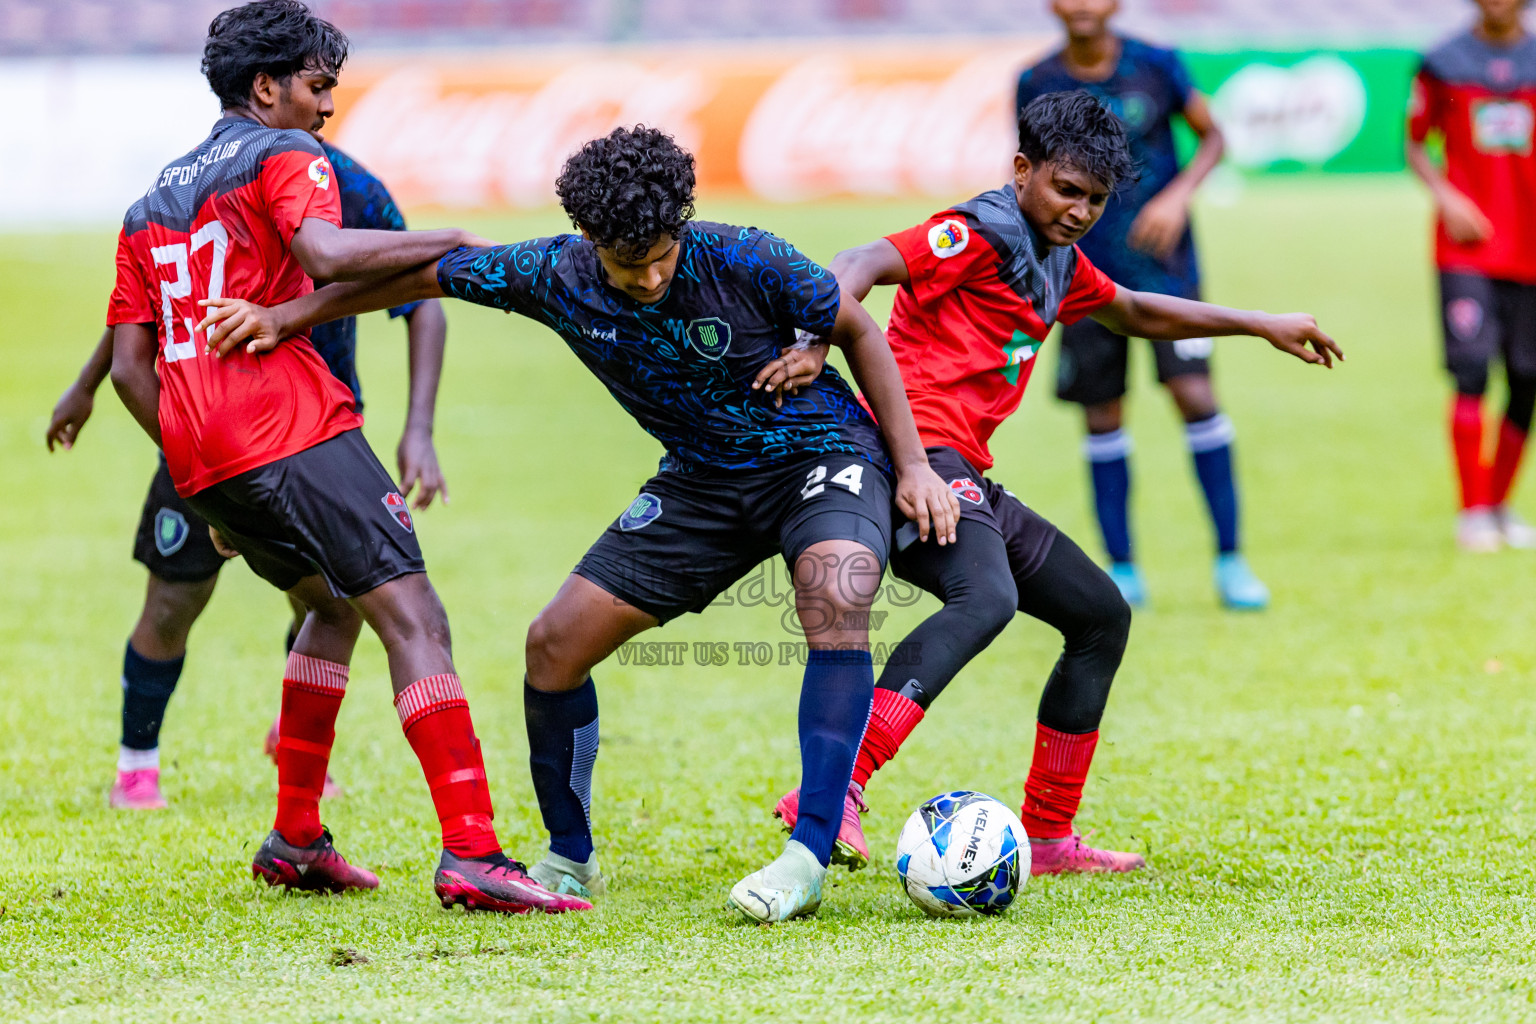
[5,2,1536,1022]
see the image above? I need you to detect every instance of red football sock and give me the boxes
[1452,395,1490,509]
[273,653,348,847]
[851,688,925,788]
[1489,417,1529,507]
[1020,723,1098,840]
[395,674,501,858]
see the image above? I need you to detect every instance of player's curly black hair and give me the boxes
[202,1,349,111]
[556,126,697,261]
[1018,91,1139,194]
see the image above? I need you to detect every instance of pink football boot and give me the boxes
[1029,833,1146,876]
[773,782,870,870]
[109,768,168,810]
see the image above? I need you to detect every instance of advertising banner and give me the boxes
[0,42,1422,225]
[1186,49,1418,174]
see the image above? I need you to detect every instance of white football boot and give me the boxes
[528,850,606,900]
[1494,505,1536,549]
[727,840,825,923]
[1457,508,1502,552]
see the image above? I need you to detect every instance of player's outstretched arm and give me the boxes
[828,290,959,545]
[1092,286,1344,368]
[46,326,113,451]
[289,219,491,283]
[109,322,163,446]
[199,261,447,357]
[398,299,449,509]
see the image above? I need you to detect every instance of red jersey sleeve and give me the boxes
[886,211,998,306]
[1408,67,1443,144]
[259,139,342,244]
[106,227,155,326]
[1056,248,1118,325]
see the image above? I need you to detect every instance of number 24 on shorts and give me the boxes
[801,463,865,499]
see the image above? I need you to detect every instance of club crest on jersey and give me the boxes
[949,478,984,505]
[153,508,190,557]
[619,493,663,531]
[686,318,732,360]
[928,219,969,259]
[1448,297,1484,341]
[382,491,413,533]
[308,157,332,190]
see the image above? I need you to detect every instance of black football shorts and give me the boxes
[1056,284,1212,406]
[183,429,425,598]
[1439,271,1536,381]
[574,452,894,624]
[132,454,226,584]
[894,445,1058,583]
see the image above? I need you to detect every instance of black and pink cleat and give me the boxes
[251,827,380,893]
[434,850,592,915]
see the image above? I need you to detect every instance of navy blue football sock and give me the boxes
[1085,429,1133,563]
[1186,413,1240,554]
[790,649,874,866]
[524,677,599,862]
[120,641,184,752]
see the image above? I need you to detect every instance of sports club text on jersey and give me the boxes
[882,186,1118,471]
[1412,31,1536,284]
[436,222,890,475]
[107,116,360,496]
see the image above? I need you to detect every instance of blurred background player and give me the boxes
[1408,0,1536,552]
[1017,0,1266,609]
[47,115,450,818]
[107,0,583,913]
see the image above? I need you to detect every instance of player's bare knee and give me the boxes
[525,611,583,689]
[139,576,214,647]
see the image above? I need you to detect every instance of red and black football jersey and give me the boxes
[108,116,361,496]
[1411,31,1536,284]
[882,187,1118,471]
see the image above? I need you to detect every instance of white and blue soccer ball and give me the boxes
[895,790,1030,918]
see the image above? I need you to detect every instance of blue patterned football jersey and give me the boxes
[1017,38,1201,297]
[309,142,422,412]
[437,222,890,474]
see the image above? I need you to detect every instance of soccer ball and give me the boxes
[895,790,1030,918]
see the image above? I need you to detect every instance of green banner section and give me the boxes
[1179,49,1418,174]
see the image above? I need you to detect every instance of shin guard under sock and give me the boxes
[524,678,599,862]
[790,649,874,866]
[1085,430,1133,563]
[852,687,925,788]
[120,642,184,759]
[1020,723,1098,840]
[1186,413,1240,554]
[397,674,500,859]
[274,653,347,846]
[1452,394,1490,509]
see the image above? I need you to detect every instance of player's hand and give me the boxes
[45,381,95,451]
[1437,187,1494,246]
[457,229,499,250]
[197,298,285,358]
[895,463,960,547]
[1127,191,1190,262]
[398,427,449,510]
[208,526,242,560]
[753,335,830,407]
[1256,313,1344,368]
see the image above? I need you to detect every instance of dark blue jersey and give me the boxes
[437,222,890,474]
[309,142,421,412]
[1017,38,1200,297]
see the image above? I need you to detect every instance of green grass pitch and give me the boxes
[3,177,1536,1023]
